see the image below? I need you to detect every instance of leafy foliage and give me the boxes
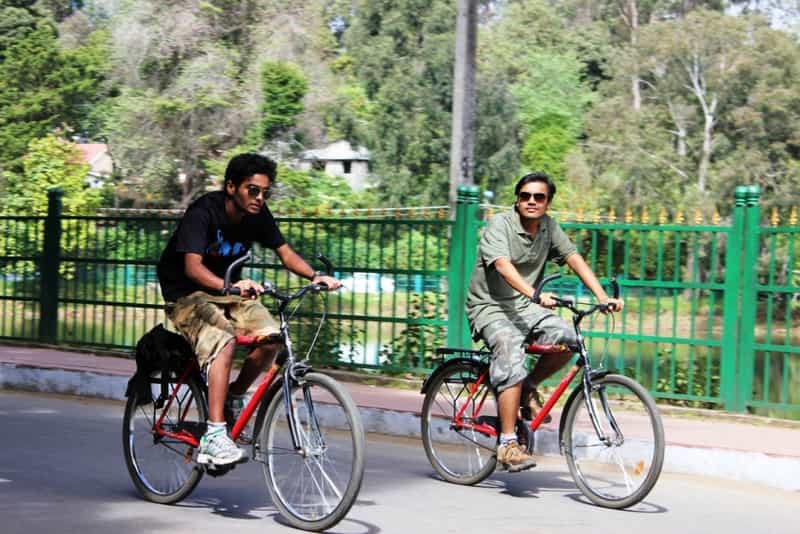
[0,19,108,171]
[258,61,308,141]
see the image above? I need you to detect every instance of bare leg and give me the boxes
[207,339,236,422]
[527,350,572,386]
[229,342,280,396]
[498,382,523,435]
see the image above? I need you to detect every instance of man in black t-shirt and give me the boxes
[157,153,340,466]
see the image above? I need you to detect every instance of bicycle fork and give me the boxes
[281,355,325,457]
[581,372,624,446]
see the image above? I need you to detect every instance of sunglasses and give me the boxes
[518,192,547,203]
[245,184,272,199]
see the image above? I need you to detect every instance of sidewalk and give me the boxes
[2,344,800,491]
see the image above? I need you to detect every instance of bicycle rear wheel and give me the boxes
[421,360,498,485]
[257,372,364,531]
[122,372,206,504]
[563,373,664,509]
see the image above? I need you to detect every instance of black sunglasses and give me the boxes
[518,191,547,203]
[245,184,272,199]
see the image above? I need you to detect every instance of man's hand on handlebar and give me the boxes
[312,274,342,291]
[536,291,558,309]
[601,297,624,314]
[232,279,264,299]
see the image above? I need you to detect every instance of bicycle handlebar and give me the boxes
[532,273,621,316]
[224,281,329,300]
[220,251,334,304]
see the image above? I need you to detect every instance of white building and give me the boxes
[298,140,370,191]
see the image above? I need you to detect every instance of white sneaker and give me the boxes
[197,426,247,466]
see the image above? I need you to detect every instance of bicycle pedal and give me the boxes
[235,433,254,445]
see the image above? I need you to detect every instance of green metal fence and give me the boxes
[0,185,797,415]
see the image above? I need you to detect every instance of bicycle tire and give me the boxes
[421,360,498,485]
[562,373,664,509]
[122,372,206,504]
[257,372,364,531]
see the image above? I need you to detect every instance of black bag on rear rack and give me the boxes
[125,324,195,407]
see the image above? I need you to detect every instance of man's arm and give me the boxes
[275,243,341,289]
[493,257,536,299]
[185,252,225,291]
[566,254,623,311]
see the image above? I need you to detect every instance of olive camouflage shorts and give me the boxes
[481,311,577,393]
[165,291,280,371]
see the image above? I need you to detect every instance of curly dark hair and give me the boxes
[224,153,277,187]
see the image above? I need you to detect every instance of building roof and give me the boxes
[300,140,370,162]
[76,143,108,166]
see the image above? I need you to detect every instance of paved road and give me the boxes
[2,390,798,534]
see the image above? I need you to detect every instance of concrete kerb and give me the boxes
[2,361,800,492]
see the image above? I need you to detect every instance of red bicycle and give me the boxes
[122,253,365,531]
[420,274,664,509]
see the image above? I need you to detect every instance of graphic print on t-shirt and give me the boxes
[206,229,246,257]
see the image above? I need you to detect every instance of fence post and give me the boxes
[736,185,761,412]
[447,185,481,348]
[38,188,63,344]
[720,187,746,411]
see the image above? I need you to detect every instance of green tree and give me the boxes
[584,9,800,215]
[344,0,457,205]
[1,133,100,278]
[258,61,308,141]
[0,1,40,59]
[0,20,108,170]
[3,132,98,214]
[477,0,594,204]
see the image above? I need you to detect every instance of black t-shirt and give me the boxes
[157,191,286,301]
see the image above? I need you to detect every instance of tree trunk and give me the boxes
[629,0,641,111]
[686,56,717,194]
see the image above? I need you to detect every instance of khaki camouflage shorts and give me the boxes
[481,312,577,393]
[165,291,280,371]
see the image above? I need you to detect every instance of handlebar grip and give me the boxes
[610,277,620,299]
[223,286,260,297]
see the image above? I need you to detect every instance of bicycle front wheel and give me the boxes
[122,372,206,504]
[258,372,365,531]
[421,360,498,485]
[563,374,664,509]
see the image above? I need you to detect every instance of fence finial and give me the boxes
[576,208,584,222]
[608,208,617,223]
[712,210,721,225]
[641,208,649,224]
[658,208,667,224]
[694,209,703,224]
[625,208,633,224]
[790,206,798,226]
[770,207,780,227]
[676,210,685,224]
[592,211,601,223]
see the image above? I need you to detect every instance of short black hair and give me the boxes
[224,153,277,188]
[514,171,556,200]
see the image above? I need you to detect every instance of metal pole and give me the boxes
[720,186,746,411]
[39,188,63,343]
[736,184,761,412]
[448,0,478,210]
[447,185,480,348]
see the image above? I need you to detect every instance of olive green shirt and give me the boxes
[466,209,577,335]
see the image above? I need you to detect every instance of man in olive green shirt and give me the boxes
[466,172,623,472]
